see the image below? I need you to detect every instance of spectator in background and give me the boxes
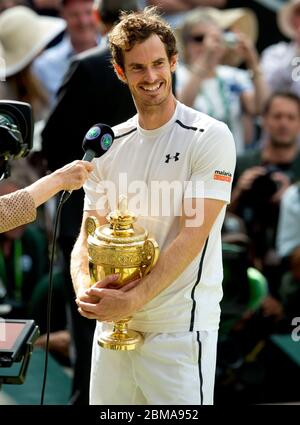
[276,181,300,260]
[0,6,66,121]
[176,8,268,154]
[230,92,300,291]
[33,0,101,107]
[261,0,300,97]
[202,6,258,68]
[41,0,139,405]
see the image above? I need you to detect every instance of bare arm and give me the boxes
[27,160,93,208]
[77,198,226,322]
[237,34,270,115]
[0,160,93,234]
[241,73,270,116]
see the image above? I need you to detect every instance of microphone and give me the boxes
[60,123,114,204]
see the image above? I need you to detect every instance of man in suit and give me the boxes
[41,0,139,405]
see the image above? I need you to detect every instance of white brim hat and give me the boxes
[278,0,300,39]
[203,7,258,44]
[0,6,66,79]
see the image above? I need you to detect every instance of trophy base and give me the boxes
[98,329,144,351]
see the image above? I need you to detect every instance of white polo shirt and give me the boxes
[84,101,236,332]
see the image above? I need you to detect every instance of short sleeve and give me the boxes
[184,121,236,204]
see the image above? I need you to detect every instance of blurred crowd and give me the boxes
[1,0,300,405]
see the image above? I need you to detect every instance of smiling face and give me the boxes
[118,34,177,111]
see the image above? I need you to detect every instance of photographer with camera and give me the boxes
[230,92,300,310]
[176,7,269,155]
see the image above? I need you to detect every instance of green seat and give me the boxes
[220,243,268,336]
[0,348,71,404]
[247,267,268,311]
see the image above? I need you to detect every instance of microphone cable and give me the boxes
[40,193,67,405]
[39,122,114,404]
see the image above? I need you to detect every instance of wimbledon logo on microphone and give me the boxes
[101,134,113,151]
[86,126,100,139]
[86,126,113,151]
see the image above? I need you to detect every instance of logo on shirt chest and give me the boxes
[165,152,180,163]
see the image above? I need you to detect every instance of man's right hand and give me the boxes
[236,166,267,193]
[75,274,121,305]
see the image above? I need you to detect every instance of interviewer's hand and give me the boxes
[54,160,93,191]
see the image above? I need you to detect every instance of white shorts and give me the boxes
[89,325,218,405]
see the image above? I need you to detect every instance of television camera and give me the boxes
[0,100,33,180]
[0,100,38,385]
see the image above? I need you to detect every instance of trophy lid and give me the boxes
[108,195,136,229]
[94,196,148,244]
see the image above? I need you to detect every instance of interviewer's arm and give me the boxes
[0,190,37,233]
[26,160,93,208]
[0,160,93,233]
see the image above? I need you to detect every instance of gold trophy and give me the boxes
[85,197,159,351]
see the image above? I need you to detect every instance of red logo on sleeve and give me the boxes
[213,170,232,183]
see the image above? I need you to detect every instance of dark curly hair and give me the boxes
[109,6,178,70]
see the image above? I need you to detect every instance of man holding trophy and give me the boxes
[71,7,236,405]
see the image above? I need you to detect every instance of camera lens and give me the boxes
[0,101,33,159]
[223,32,237,48]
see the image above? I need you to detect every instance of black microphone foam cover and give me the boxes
[82,123,115,158]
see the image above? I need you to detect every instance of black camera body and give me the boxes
[250,164,282,202]
[0,100,33,178]
[0,102,37,384]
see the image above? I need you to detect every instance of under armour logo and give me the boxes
[165,152,180,163]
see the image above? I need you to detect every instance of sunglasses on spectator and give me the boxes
[188,34,205,43]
